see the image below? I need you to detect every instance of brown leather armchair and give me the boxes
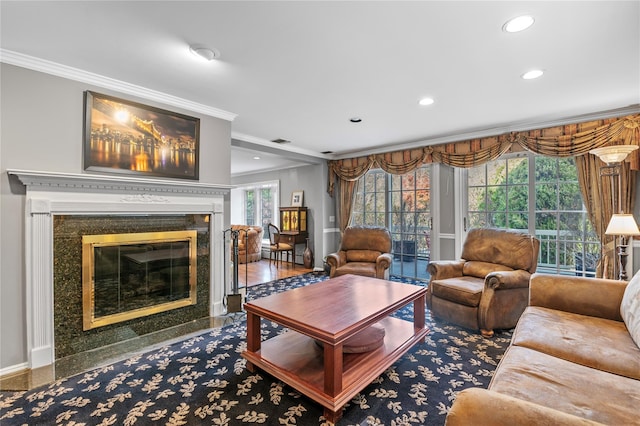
[326,226,393,279]
[426,228,540,337]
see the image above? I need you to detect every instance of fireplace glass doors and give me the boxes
[82,230,197,330]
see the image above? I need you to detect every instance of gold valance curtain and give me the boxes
[328,114,640,191]
[327,113,640,278]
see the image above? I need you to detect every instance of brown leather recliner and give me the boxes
[326,226,393,279]
[426,228,540,337]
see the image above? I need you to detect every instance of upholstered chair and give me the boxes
[426,228,540,337]
[326,226,393,279]
[230,225,264,263]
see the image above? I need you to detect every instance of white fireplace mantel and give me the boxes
[8,169,230,369]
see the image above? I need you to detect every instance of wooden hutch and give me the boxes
[279,207,308,263]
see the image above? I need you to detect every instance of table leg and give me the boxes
[246,311,261,372]
[324,406,343,424]
[414,294,426,343]
[323,342,343,396]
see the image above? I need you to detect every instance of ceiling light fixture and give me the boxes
[189,45,220,61]
[350,117,362,123]
[418,97,435,106]
[503,15,534,33]
[253,156,261,160]
[521,69,544,80]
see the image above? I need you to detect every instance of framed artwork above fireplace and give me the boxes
[83,91,200,180]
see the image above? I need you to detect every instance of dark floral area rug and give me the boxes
[0,273,512,425]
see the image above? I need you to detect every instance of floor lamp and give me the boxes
[589,144,639,280]
[605,214,640,280]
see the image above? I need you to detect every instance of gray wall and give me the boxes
[232,162,336,269]
[0,63,232,370]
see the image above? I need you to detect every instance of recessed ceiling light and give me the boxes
[503,15,534,33]
[418,97,435,106]
[189,45,220,61]
[253,156,261,160]
[521,69,544,80]
[350,117,362,123]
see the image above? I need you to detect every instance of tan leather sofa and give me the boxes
[445,272,640,425]
[326,226,393,279]
[427,228,540,337]
[230,225,263,263]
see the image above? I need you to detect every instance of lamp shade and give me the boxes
[589,145,638,164]
[605,214,640,236]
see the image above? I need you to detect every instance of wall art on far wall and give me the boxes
[291,190,304,207]
[83,91,200,180]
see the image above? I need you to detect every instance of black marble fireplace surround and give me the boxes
[53,214,210,359]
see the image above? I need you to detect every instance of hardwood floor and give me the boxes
[237,258,315,287]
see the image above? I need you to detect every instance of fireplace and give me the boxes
[9,170,229,368]
[82,229,198,330]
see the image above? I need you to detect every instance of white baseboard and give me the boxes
[0,361,29,377]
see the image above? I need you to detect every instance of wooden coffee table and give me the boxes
[241,274,428,423]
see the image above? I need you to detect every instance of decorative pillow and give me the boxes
[346,250,382,263]
[621,270,640,349]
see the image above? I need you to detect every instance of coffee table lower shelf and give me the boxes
[241,316,428,422]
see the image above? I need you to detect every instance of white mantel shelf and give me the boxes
[8,169,232,196]
[8,169,227,369]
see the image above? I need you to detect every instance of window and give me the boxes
[466,153,599,276]
[231,180,279,240]
[351,166,432,279]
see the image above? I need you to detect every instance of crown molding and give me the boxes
[0,49,238,122]
[7,169,232,196]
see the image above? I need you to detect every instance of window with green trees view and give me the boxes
[236,181,278,239]
[467,153,599,276]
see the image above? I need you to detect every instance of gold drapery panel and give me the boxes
[576,156,636,279]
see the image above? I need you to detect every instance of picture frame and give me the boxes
[83,91,200,180]
[291,190,304,207]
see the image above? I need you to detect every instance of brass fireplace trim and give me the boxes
[82,230,198,330]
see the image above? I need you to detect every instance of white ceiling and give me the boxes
[2,1,639,176]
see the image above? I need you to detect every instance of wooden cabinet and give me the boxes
[279,207,307,234]
[279,207,308,262]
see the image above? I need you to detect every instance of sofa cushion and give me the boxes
[334,262,377,278]
[489,346,640,425]
[512,306,640,380]
[346,249,381,263]
[620,270,640,349]
[463,261,513,278]
[430,276,483,307]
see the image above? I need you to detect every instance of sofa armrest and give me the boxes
[485,270,531,290]
[326,251,346,271]
[529,273,626,321]
[375,253,393,278]
[376,253,392,270]
[427,260,465,280]
[446,388,603,426]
